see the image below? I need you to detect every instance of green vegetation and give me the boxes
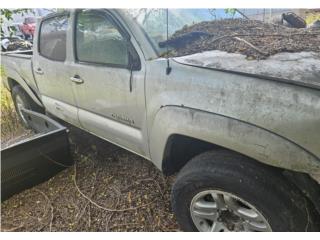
[305,12,320,24]
[0,9,32,37]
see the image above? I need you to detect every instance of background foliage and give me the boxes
[0,9,33,37]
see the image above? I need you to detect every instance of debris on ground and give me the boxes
[1,38,32,52]
[164,19,320,59]
[1,125,180,232]
[281,12,306,28]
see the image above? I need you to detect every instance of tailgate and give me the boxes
[1,109,73,201]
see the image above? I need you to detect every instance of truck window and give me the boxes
[75,10,129,67]
[39,15,68,61]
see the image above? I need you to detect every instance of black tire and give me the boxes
[11,85,43,127]
[171,150,319,232]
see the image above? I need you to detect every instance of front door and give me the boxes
[68,9,148,157]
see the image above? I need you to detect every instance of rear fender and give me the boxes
[5,67,43,107]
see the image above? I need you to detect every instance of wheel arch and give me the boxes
[7,76,43,108]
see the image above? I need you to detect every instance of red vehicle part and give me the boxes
[19,17,36,38]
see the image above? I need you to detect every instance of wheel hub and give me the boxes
[219,209,243,231]
[190,190,272,232]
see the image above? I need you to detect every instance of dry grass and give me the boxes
[0,66,25,143]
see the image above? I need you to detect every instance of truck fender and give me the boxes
[149,105,320,174]
[5,67,43,108]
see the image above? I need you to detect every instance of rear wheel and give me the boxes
[171,150,318,232]
[11,85,43,127]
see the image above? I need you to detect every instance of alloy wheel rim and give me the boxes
[190,190,272,232]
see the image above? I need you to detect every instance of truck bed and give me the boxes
[1,50,40,96]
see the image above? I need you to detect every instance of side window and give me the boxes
[39,15,68,61]
[75,10,129,67]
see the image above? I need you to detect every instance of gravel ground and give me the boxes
[1,125,180,232]
[166,19,320,59]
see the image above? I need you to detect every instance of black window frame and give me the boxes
[38,12,69,62]
[73,9,140,70]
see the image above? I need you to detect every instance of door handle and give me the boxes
[34,68,44,75]
[70,75,84,84]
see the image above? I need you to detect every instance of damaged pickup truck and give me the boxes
[2,9,320,232]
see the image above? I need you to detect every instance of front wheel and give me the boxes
[189,189,271,232]
[171,150,318,232]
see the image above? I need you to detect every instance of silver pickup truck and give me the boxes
[2,9,320,232]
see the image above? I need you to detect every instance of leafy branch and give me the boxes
[0,9,33,37]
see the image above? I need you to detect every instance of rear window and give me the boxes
[39,15,68,61]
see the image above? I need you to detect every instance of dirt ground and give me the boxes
[1,124,180,232]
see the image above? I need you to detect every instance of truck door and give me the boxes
[68,9,149,157]
[33,13,80,127]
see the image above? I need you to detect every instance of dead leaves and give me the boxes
[1,125,180,232]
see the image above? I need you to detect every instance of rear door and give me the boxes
[68,9,149,157]
[33,13,80,127]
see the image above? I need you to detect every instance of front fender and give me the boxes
[149,106,320,174]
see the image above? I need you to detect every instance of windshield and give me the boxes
[124,9,320,59]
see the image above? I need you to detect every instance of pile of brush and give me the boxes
[162,19,320,59]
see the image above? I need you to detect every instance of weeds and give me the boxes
[1,66,23,142]
[305,12,320,25]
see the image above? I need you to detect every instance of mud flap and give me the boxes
[1,109,73,201]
